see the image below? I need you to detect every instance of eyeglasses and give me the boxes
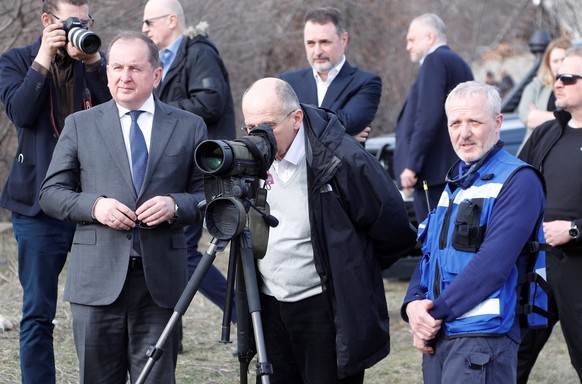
[555,74,582,86]
[49,12,94,28]
[142,14,170,27]
[240,110,295,134]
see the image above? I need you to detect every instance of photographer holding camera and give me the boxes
[242,78,416,383]
[0,0,110,382]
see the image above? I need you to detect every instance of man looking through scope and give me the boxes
[240,77,416,383]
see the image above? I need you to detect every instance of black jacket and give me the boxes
[518,109,570,169]
[0,37,110,216]
[155,32,236,140]
[301,104,416,377]
[519,109,582,248]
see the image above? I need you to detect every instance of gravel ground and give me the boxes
[0,225,577,383]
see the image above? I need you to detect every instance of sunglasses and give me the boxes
[555,74,582,86]
[142,14,170,27]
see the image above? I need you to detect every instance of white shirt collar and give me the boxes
[312,55,346,84]
[419,43,446,65]
[116,94,156,118]
[282,122,305,165]
[271,123,306,182]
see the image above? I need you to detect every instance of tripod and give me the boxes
[136,212,273,384]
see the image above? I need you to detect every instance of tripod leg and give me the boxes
[136,238,228,384]
[221,241,238,344]
[238,228,273,384]
[235,245,251,384]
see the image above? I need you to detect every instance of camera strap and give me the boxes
[249,187,271,259]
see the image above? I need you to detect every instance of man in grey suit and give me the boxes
[39,31,206,383]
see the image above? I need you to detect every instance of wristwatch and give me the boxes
[172,200,179,219]
[569,221,579,240]
[168,195,179,221]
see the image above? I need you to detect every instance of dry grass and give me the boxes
[0,225,578,383]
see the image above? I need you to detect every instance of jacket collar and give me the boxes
[301,104,344,185]
[554,108,573,127]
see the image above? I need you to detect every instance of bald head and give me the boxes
[142,0,186,49]
[242,78,302,160]
[145,0,186,25]
[243,78,300,116]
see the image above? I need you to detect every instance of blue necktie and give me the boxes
[129,110,147,194]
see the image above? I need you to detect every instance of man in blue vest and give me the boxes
[401,81,545,383]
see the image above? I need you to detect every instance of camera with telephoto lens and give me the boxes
[62,17,101,54]
[195,125,278,243]
[195,125,277,178]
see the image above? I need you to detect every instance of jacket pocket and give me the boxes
[452,198,486,252]
[72,228,96,245]
[7,160,36,205]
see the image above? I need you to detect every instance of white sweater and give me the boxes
[257,158,322,302]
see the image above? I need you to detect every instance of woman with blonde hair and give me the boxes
[518,37,572,148]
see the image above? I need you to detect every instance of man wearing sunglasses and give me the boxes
[518,46,582,383]
[0,0,110,383]
[141,0,236,351]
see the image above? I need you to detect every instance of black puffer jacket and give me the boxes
[301,104,416,377]
[155,28,236,140]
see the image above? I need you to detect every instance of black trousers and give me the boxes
[258,293,364,384]
[517,250,582,383]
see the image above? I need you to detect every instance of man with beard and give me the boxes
[280,7,381,143]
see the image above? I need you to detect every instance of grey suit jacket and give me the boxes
[39,98,207,308]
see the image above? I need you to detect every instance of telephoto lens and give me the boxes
[68,27,101,54]
[62,17,101,54]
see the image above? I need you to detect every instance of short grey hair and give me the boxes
[445,81,501,119]
[276,81,300,114]
[107,31,161,69]
[304,7,346,36]
[413,13,447,42]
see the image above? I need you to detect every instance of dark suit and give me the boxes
[280,61,381,135]
[39,98,206,382]
[394,45,473,221]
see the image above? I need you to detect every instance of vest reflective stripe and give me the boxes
[458,298,500,319]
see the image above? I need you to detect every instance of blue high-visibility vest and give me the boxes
[417,148,548,336]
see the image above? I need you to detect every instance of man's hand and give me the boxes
[543,220,571,247]
[66,43,101,64]
[35,22,67,69]
[136,196,176,226]
[400,168,418,189]
[412,333,436,355]
[93,198,137,230]
[353,126,371,143]
[406,299,442,354]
